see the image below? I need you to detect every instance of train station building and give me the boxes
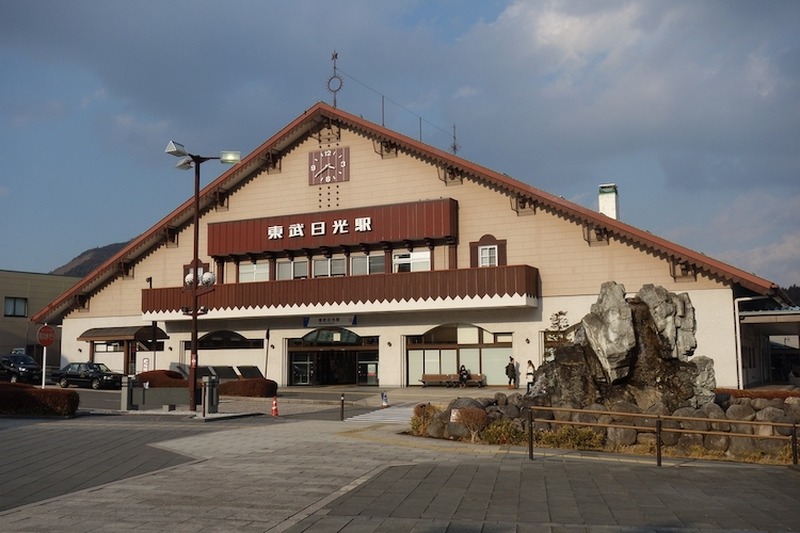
[32,102,794,389]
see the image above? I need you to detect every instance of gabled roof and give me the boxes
[31,101,790,324]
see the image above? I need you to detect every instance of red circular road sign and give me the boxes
[37,325,56,347]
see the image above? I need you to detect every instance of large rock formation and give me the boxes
[531,281,714,412]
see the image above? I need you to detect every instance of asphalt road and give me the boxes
[72,387,121,410]
[0,414,272,512]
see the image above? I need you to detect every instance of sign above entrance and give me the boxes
[207,198,458,256]
[304,315,357,327]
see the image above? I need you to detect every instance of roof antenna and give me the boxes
[327,50,344,108]
[450,124,460,155]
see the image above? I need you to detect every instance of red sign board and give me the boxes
[37,325,56,347]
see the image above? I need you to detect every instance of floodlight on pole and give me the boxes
[165,140,240,411]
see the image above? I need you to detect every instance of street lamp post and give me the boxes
[165,140,240,411]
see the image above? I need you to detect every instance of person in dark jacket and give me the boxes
[505,357,517,389]
[458,365,469,388]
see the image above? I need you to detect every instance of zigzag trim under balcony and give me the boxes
[142,265,539,316]
[144,293,539,320]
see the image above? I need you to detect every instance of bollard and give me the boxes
[120,376,134,411]
[381,391,389,408]
[202,376,219,416]
[528,407,534,460]
[272,396,279,416]
[340,393,345,421]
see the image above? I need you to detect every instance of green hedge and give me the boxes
[0,382,80,417]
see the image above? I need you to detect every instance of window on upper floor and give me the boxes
[239,261,269,283]
[351,254,386,276]
[470,235,507,268]
[393,251,431,273]
[478,245,498,267]
[4,297,27,318]
[313,257,346,278]
[276,259,308,280]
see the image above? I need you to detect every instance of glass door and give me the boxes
[290,354,314,385]
[357,352,379,386]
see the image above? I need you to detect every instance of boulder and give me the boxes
[728,436,756,456]
[607,425,638,446]
[580,281,636,382]
[636,284,696,361]
[532,282,711,413]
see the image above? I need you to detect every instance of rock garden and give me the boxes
[410,282,799,463]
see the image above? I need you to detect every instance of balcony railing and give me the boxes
[142,265,539,314]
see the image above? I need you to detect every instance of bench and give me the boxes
[419,373,486,387]
[420,374,458,387]
[468,374,486,387]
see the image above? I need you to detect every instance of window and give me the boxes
[478,245,498,267]
[239,261,269,282]
[4,297,27,318]
[392,251,431,273]
[469,235,507,267]
[313,258,346,278]
[94,342,123,352]
[276,259,308,280]
[351,254,386,275]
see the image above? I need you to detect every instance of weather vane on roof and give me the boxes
[328,50,344,108]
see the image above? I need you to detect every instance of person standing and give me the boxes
[505,357,517,389]
[526,359,535,393]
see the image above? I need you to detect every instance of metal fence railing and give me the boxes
[527,405,799,466]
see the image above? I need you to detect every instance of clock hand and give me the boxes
[314,164,334,178]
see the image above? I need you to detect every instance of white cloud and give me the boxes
[721,233,800,289]
[454,86,478,99]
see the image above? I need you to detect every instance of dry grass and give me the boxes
[609,442,793,465]
[716,388,800,400]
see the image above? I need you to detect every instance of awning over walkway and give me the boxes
[740,308,800,337]
[78,326,169,342]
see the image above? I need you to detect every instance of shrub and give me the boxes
[410,403,441,436]
[480,418,526,446]
[135,370,187,388]
[0,382,79,417]
[219,377,278,397]
[457,407,489,443]
[534,425,605,450]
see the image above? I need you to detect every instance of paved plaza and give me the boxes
[1,388,799,532]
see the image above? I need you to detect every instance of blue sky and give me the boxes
[1,1,799,288]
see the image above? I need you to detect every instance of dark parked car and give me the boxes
[52,362,123,390]
[0,353,43,384]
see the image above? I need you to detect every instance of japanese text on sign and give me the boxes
[268,217,372,240]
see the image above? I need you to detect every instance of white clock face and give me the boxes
[309,147,349,185]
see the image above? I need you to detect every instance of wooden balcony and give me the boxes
[142,265,539,316]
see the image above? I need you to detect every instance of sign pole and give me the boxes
[36,324,56,389]
[41,344,47,389]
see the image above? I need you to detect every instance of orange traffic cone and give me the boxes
[271,396,279,417]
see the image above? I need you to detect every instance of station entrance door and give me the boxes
[288,328,379,386]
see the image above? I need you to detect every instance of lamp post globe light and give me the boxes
[165,140,240,411]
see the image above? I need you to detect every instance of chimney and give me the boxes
[598,183,618,220]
